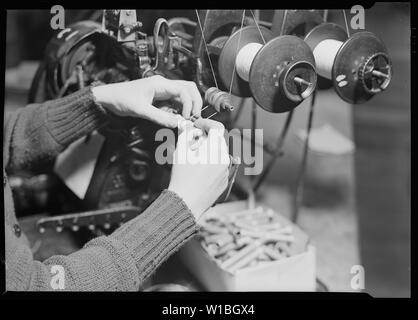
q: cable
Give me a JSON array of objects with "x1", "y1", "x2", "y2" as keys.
[
  {"x1": 228, "y1": 9, "x2": 246, "y2": 96},
  {"x1": 342, "y1": 9, "x2": 351, "y2": 37},
  {"x1": 195, "y1": 10, "x2": 219, "y2": 89},
  {"x1": 252, "y1": 109, "x2": 294, "y2": 192},
  {"x1": 290, "y1": 89, "x2": 317, "y2": 223}
]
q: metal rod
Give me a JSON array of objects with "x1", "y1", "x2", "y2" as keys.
[
  {"x1": 294, "y1": 76, "x2": 312, "y2": 87},
  {"x1": 372, "y1": 70, "x2": 389, "y2": 79}
]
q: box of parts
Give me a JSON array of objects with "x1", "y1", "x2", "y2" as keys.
[{"x1": 178, "y1": 201, "x2": 316, "y2": 291}]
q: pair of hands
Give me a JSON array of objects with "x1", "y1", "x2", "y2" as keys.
[{"x1": 92, "y1": 75, "x2": 230, "y2": 219}]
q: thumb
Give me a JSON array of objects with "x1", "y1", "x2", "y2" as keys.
[{"x1": 143, "y1": 105, "x2": 184, "y2": 128}]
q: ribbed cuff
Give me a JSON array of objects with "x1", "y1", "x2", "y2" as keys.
[
  {"x1": 46, "y1": 86, "x2": 108, "y2": 146},
  {"x1": 111, "y1": 190, "x2": 199, "y2": 283}
]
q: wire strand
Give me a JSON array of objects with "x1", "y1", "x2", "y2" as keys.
[
  {"x1": 229, "y1": 9, "x2": 246, "y2": 95},
  {"x1": 250, "y1": 9, "x2": 266, "y2": 44},
  {"x1": 342, "y1": 9, "x2": 351, "y2": 37},
  {"x1": 279, "y1": 10, "x2": 288, "y2": 36},
  {"x1": 195, "y1": 10, "x2": 219, "y2": 88}
]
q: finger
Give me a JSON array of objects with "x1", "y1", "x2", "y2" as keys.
[
  {"x1": 193, "y1": 118, "x2": 225, "y2": 134},
  {"x1": 180, "y1": 91, "x2": 193, "y2": 119},
  {"x1": 172, "y1": 85, "x2": 193, "y2": 119},
  {"x1": 143, "y1": 105, "x2": 184, "y2": 128},
  {"x1": 185, "y1": 81, "x2": 203, "y2": 118},
  {"x1": 152, "y1": 79, "x2": 194, "y2": 118}
]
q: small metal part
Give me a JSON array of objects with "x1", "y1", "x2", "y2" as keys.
[
  {"x1": 294, "y1": 76, "x2": 312, "y2": 87},
  {"x1": 128, "y1": 159, "x2": 150, "y2": 182},
  {"x1": 204, "y1": 87, "x2": 234, "y2": 112},
  {"x1": 358, "y1": 52, "x2": 392, "y2": 95}
]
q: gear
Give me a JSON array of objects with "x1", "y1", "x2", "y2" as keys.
[{"x1": 358, "y1": 52, "x2": 392, "y2": 95}]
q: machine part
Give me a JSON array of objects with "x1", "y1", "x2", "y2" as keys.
[
  {"x1": 271, "y1": 10, "x2": 325, "y2": 37},
  {"x1": 218, "y1": 25, "x2": 273, "y2": 97},
  {"x1": 36, "y1": 206, "x2": 140, "y2": 233},
  {"x1": 358, "y1": 52, "x2": 392, "y2": 94},
  {"x1": 193, "y1": 10, "x2": 253, "y2": 90},
  {"x1": 305, "y1": 23, "x2": 392, "y2": 104},
  {"x1": 128, "y1": 159, "x2": 151, "y2": 182},
  {"x1": 217, "y1": 25, "x2": 316, "y2": 112},
  {"x1": 333, "y1": 32, "x2": 392, "y2": 103},
  {"x1": 249, "y1": 35, "x2": 317, "y2": 113},
  {"x1": 150, "y1": 18, "x2": 173, "y2": 74},
  {"x1": 29, "y1": 20, "x2": 136, "y2": 102},
  {"x1": 204, "y1": 87, "x2": 234, "y2": 112}
]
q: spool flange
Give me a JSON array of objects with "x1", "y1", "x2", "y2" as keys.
[
  {"x1": 332, "y1": 32, "x2": 392, "y2": 104},
  {"x1": 218, "y1": 25, "x2": 273, "y2": 97},
  {"x1": 304, "y1": 22, "x2": 348, "y2": 50},
  {"x1": 249, "y1": 35, "x2": 317, "y2": 113}
]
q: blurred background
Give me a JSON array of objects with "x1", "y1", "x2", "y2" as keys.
[{"x1": 4, "y1": 4, "x2": 410, "y2": 296}]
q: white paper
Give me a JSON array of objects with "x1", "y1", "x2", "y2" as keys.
[{"x1": 54, "y1": 131, "x2": 105, "y2": 199}]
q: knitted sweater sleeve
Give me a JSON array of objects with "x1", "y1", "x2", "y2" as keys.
[
  {"x1": 6, "y1": 190, "x2": 198, "y2": 291},
  {"x1": 4, "y1": 87, "x2": 200, "y2": 290},
  {"x1": 4, "y1": 86, "x2": 108, "y2": 172}
]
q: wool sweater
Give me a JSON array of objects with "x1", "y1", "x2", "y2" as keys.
[{"x1": 3, "y1": 86, "x2": 199, "y2": 291}]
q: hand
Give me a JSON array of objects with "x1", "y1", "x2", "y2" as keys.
[
  {"x1": 168, "y1": 118, "x2": 230, "y2": 220},
  {"x1": 92, "y1": 75, "x2": 203, "y2": 128}
]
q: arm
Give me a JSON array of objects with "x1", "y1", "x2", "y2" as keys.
[
  {"x1": 4, "y1": 75, "x2": 201, "y2": 173},
  {"x1": 6, "y1": 117, "x2": 227, "y2": 291},
  {"x1": 4, "y1": 87, "x2": 107, "y2": 172},
  {"x1": 6, "y1": 190, "x2": 198, "y2": 291}
]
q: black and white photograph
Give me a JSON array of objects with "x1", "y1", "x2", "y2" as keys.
[{"x1": 2, "y1": 4, "x2": 412, "y2": 303}]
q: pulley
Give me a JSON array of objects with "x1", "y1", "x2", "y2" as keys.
[
  {"x1": 304, "y1": 23, "x2": 392, "y2": 104},
  {"x1": 218, "y1": 25, "x2": 317, "y2": 113}
]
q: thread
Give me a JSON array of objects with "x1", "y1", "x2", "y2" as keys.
[
  {"x1": 235, "y1": 42, "x2": 263, "y2": 82},
  {"x1": 312, "y1": 39, "x2": 344, "y2": 79}
]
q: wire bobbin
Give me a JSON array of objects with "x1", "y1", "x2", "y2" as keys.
[
  {"x1": 305, "y1": 23, "x2": 392, "y2": 104},
  {"x1": 312, "y1": 39, "x2": 344, "y2": 79},
  {"x1": 235, "y1": 42, "x2": 263, "y2": 82},
  {"x1": 218, "y1": 26, "x2": 317, "y2": 113}
]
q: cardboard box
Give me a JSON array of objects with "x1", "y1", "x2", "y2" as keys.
[{"x1": 178, "y1": 201, "x2": 316, "y2": 291}]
